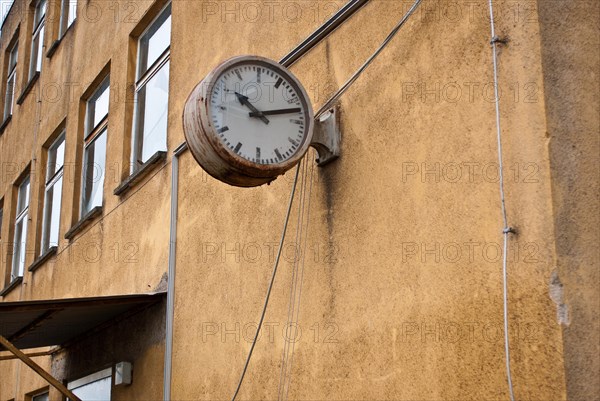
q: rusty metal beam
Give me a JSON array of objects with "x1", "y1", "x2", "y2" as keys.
[
  {"x1": 0, "y1": 335, "x2": 82, "y2": 401},
  {"x1": 0, "y1": 293, "x2": 163, "y2": 313}
]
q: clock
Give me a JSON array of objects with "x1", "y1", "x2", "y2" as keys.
[{"x1": 183, "y1": 55, "x2": 314, "y2": 187}]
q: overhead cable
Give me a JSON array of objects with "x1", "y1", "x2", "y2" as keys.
[{"x1": 315, "y1": 0, "x2": 423, "y2": 118}]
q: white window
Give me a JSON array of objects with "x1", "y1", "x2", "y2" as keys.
[
  {"x1": 41, "y1": 134, "x2": 65, "y2": 253},
  {"x1": 59, "y1": 0, "x2": 77, "y2": 37},
  {"x1": 12, "y1": 175, "x2": 30, "y2": 280},
  {"x1": 68, "y1": 368, "x2": 112, "y2": 401},
  {"x1": 131, "y1": 3, "x2": 171, "y2": 170},
  {"x1": 81, "y1": 77, "x2": 109, "y2": 216},
  {"x1": 29, "y1": 0, "x2": 46, "y2": 78},
  {"x1": 4, "y1": 41, "x2": 18, "y2": 120},
  {"x1": 32, "y1": 391, "x2": 49, "y2": 401}
]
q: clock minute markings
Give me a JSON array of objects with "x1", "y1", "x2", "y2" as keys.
[
  {"x1": 274, "y1": 148, "x2": 283, "y2": 161},
  {"x1": 234, "y1": 142, "x2": 242, "y2": 154}
]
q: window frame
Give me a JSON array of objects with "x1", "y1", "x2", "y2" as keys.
[
  {"x1": 4, "y1": 40, "x2": 18, "y2": 120},
  {"x1": 80, "y1": 76, "x2": 110, "y2": 217},
  {"x1": 67, "y1": 367, "x2": 112, "y2": 401},
  {"x1": 59, "y1": 0, "x2": 77, "y2": 37},
  {"x1": 31, "y1": 390, "x2": 49, "y2": 401},
  {"x1": 40, "y1": 133, "x2": 65, "y2": 254},
  {"x1": 12, "y1": 175, "x2": 30, "y2": 280},
  {"x1": 29, "y1": 0, "x2": 46, "y2": 79},
  {"x1": 130, "y1": 2, "x2": 171, "y2": 172}
]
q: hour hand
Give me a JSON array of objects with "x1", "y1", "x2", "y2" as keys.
[
  {"x1": 234, "y1": 92, "x2": 269, "y2": 124},
  {"x1": 249, "y1": 108, "x2": 301, "y2": 117}
]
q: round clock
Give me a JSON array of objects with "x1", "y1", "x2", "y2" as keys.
[{"x1": 183, "y1": 55, "x2": 314, "y2": 187}]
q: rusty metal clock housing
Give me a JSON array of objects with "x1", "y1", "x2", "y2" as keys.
[{"x1": 183, "y1": 55, "x2": 314, "y2": 187}]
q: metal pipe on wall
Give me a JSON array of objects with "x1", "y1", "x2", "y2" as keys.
[{"x1": 163, "y1": 142, "x2": 187, "y2": 401}]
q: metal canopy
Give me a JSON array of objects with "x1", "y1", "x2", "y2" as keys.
[{"x1": 0, "y1": 292, "x2": 165, "y2": 350}]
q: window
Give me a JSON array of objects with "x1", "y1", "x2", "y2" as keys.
[
  {"x1": 12, "y1": 175, "x2": 30, "y2": 280},
  {"x1": 4, "y1": 41, "x2": 18, "y2": 120},
  {"x1": 131, "y1": 3, "x2": 171, "y2": 170},
  {"x1": 32, "y1": 392, "x2": 49, "y2": 401},
  {"x1": 68, "y1": 368, "x2": 112, "y2": 401},
  {"x1": 81, "y1": 77, "x2": 109, "y2": 216},
  {"x1": 41, "y1": 134, "x2": 65, "y2": 253},
  {"x1": 59, "y1": 0, "x2": 77, "y2": 37},
  {"x1": 29, "y1": 0, "x2": 46, "y2": 78}
]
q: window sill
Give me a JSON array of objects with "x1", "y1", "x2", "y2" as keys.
[
  {"x1": 0, "y1": 276, "x2": 23, "y2": 297},
  {"x1": 65, "y1": 206, "x2": 103, "y2": 241},
  {"x1": 46, "y1": 39, "x2": 60, "y2": 58},
  {"x1": 0, "y1": 115, "x2": 12, "y2": 136},
  {"x1": 16, "y1": 72, "x2": 40, "y2": 105},
  {"x1": 114, "y1": 151, "x2": 167, "y2": 196},
  {"x1": 28, "y1": 246, "x2": 58, "y2": 272},
  {"x1": 47, "y1": 21, "x2": 76, "y2": 58}
]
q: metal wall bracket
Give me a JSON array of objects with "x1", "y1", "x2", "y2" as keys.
[{"x1": 310, "y1": 107, "x2": 340, "y2": 166}]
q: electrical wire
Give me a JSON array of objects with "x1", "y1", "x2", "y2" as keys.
[
  {"x1": 278, "y1": 159, "x2": 307, "y2": 399},
  {"x1": 315, "y1": 0, "x2": 423, "y2": 119},
  {"x1": 487, "y1": 1, "x2": 515, "y2": 400},
  {"x1": 283, "y1": 157, "x2": 315, "y2": 401},
  {"x1": 230, "y1": 163, "x2": 302, "y2": 401},
  {"x1": 278, "y1": 153, "x2": 316, "y2": 400},
  {"x1": 231, "y1": 0, "x2": 425, "y2": 397}
]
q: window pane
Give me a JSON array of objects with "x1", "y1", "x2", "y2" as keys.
[
  {"x1": 33, "y1": 392, "x2": 49, "y2": 401},
  {"x1": 136, "y1": 61, "x2": 169, "y2": 163},
  {"x1": 8, "y1": 43, "x2": 18, "y2": 71},
  {"x1": 42, "y1": 176, "x2": 63, "y2": 252},
  {"x1": 70, "y1": 376, "x2": 111, "y2": 401},
  {"x1": 17, "y1": 177, "x2": 30, "y2": 215},
  {"x1": 82, "y1": 130, "x2": 107, "y2": 215},
  {"x1": 86, "y1": 78, "x2": 110, "y2": 136},
  {"x1": 47, "y1": 135, "x2": 65, "y2": 180},
  {"x1": 12, "y1": 216, "x2": 28, "y2": 278},
  {"x1": 68, "y1": 0, "x2": 77, "y2": 25},
  {"x1": 4, "y1": 73, "x2": 16, "y2": 119},
  {"x1": 138, "y1": 5, "x2": 171, "y2": 77},
  {"x1": 30, "y1": 25, "x2": 45, "y2": 76},
  {"x1": 60, "y1": 0, "x2": 77, "y2": 35},
  {"x1": 59, "y1": 0, "x2": 77, "y2": 36},
  {"x1": 34, "y1": 0, "x2": 47, "y2": 28}
]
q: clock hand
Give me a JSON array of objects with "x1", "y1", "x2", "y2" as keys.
[
  {"x1": 248, "y1": 108, "x2": 302, "y2": 117},
  {"x1": 234, "y1": 92, "x2": 269, "y2": 125}
]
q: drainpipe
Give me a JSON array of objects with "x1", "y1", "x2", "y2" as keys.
[{"x1": 163, "y1": 141, "x2": 188, "y2": 401}]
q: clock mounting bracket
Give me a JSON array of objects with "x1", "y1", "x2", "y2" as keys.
[{"x1": 310, "y1": 107, "x2": 340, "y2": 166}]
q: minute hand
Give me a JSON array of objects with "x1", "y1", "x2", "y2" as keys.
[{"x1": 249, "y1": 108, "x2": 301, "y2": 117}]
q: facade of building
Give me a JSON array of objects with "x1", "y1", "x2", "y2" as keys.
[{"x1": 0, "y1": 0, "x2": 598, "y2": 400}]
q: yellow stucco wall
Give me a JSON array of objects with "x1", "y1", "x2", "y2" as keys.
[{"x1": 0, "y1": 0, "x2": 597, "y2": 400}]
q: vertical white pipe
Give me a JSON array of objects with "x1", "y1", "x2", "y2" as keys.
[{"x1": 164, "y1": 142, "x2": 188, "y2": 401}]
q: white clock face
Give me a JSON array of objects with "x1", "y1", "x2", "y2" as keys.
[{"x1": 208, "y1": 61, "x2": 311, "y2": 165}]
